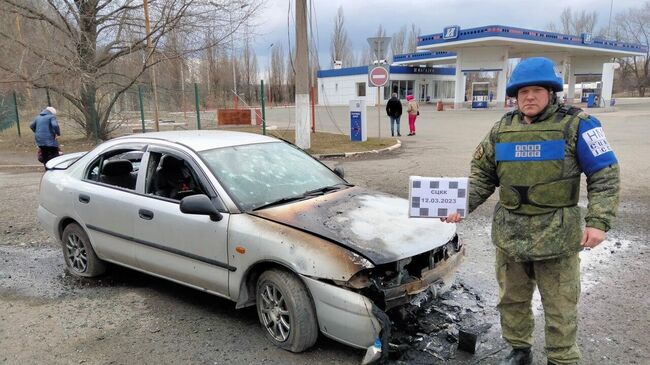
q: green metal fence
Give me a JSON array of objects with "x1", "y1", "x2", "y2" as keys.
[{"x1": 0, "y1": 92, "x2": 20, "y2": 135}]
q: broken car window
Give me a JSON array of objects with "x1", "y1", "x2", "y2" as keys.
[{"x1": 199, "y1": 142, "x2": 347, "y2": 211}]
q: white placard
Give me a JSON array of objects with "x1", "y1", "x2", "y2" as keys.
[{"x1": 409, "y1": 176, "x2": 469, "y2": 218}]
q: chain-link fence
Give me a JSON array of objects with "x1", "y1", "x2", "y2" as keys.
[{"x1": 0, "y1": 82, "x2": 269, "y2": 138}]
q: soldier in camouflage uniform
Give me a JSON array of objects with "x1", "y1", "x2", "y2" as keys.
[{"x1": 444, "y1": 57, "x2": 620, "y2": 365}]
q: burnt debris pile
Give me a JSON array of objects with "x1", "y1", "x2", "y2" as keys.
[{"x1": 386, "y1": 282, "x2": 492, "y2": 364}]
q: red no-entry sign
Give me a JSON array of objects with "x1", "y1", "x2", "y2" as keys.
[{"x1": 368, "y1": 66, "x2": 390, "y2": 87}]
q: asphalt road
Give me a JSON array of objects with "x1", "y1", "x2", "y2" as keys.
[{"x1": 1, "y1": 101, "x2": 649, "y2": 364}]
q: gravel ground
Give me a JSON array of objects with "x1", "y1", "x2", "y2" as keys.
[{"x1": 1, "y1": 101, "x2": 649, "y2": 364}]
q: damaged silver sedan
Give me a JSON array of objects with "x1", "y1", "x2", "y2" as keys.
[{"x1": 37, "y1": 131, "x2": 463, "y2": 361}]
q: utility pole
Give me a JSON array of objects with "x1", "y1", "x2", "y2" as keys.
[
  {"x1": 294, "y1": 0, "x2": 310, "y2": 149},
  {"x1": 143, "y1": 0, "x2": 160, "y2": 131}
]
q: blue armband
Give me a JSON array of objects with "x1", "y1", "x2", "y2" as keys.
[{"x1": 576, "y1": 116, "x2": 618, "y2": 175}]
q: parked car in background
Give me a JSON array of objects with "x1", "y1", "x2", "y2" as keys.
[{"x1": 37, "y1": 131, "x2": 464, "y2": 361}]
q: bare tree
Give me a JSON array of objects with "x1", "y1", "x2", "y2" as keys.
[
  {"x1": 613, "y1": 1, "x2": 650, "y2": 96},
  {"x1": 407, "y1": 23, "x2": 420, "y2": 53},
  {"x1": 268, "y1": 43, "x2": 286, "y2": 104},
  {"x1": 0, "y1": 0, "x2": 261, "y2": 139},
  {"x1": 329, "y1": 6, "x2": 351, "y2": 67},
  {"x1": 240, "y1": 38, "x2": 259, "y2": 104},
  {"x1": 547, "y1": 7, "x2": 599, "y2": 35},
  {"x1": 391, "y1": 26, "x2": 407, "y2": 58}
]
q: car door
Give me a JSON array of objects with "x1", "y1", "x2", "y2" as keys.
[
  {"x1": 130, "y1": 146, "x2": 231, "y2": 296},
  {"x1": 72, "y1": 145, "x2": 145, "y2": 268}
]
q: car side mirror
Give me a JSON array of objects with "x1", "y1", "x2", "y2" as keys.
[
  {"x1": 180, "y1": 194, "x2": 223, "y2": 222},
  {"x1": 334, "y1": 166, "x2": 345, "y2": 179}
]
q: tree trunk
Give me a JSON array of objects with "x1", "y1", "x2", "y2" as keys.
[{"x1": 77, "y1": 0, "x2": 104, "y2": 139}]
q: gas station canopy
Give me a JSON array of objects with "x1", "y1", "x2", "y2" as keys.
[{"x1": 393, "y1": 25, "x2": 647, "y2": 108}]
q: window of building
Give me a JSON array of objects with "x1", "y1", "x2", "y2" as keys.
[
  {"x1": 356, "y1": 82, "x2": 366, "y2": 97},
  {"x1": 383, "y1": 80, "x2": 415, "y2": 100},
  {"x1": 432, "y1": 80, "x2": 455, "y2": 100}
]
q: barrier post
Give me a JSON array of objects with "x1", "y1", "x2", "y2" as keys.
[
  {"x1": 260, "y1": 80, "x2": 266, "y2": 135},
  {"x1": 13, "y1": 91, "x2": 21, "y2": 137},
  {"x1": 194, "y1": 83, "x2": 201, "y2": 130},
  {"x1": 138, "y1": 86, "x2": 146, "y2": 133}
]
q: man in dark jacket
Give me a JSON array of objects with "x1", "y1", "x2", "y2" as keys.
[
  {"x1": 385, "y1": 93, "x2": 402, "y2": 136},
  {"x1": 30, "y1": 106, "x2": 61, "y2": 166}
]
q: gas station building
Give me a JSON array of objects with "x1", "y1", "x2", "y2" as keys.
[{"x1": 318, "y1": 24, "x2": 647, "y2": 108}]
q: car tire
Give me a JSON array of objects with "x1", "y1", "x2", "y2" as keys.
[
  {"x1": 256, "y1": 269, "x2": 318, "y2": 352},
  {"x1": 61, "y1": 223, "x2": 106, "y2": 277}
]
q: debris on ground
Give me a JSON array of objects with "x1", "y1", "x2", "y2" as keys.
[{"x1": 386, "y1": 282, "x2": 493, "y2": 364}]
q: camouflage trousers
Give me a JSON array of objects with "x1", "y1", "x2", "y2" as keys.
[{"x1": 496, "y1": 249, "x2": 581, "y2": 364}]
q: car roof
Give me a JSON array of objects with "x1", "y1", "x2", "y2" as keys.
[{"x1": 115, "y1": 130, "x2": 280, "y2": 151}]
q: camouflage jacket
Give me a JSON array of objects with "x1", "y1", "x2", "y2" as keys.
[{"x1": 468, "y1": 102, "x2": 620, "y2": 261}]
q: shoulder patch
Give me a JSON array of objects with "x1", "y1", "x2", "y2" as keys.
[
  {"x1": 473, "y1": 144, "x2": 484, "y2": 160},
  {"x1": 576, "y1": 116, "x2": 618, "y2": 175},
  {"x1": 581, "y1": 126, "x2": 612, "y2": 157}
]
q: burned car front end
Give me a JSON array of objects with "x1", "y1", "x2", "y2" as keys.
[
  {"x1": 303, "y1": 233, "x2": 464, "y2": 353},
  {"x1": 250, "y1": 187, "x2": 465, "y2": 353}
]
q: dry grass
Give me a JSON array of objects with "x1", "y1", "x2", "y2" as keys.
[
  {"x1": 0, "y1": 124, "x2": 397, "y2": 157},
  {"x1": 221, "y1": 126, "x2": 397, "y2": 154}
]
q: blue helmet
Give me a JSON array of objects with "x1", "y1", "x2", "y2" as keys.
[{"x1": 506, "y1": 57, "x2": 563, "y2": 97}]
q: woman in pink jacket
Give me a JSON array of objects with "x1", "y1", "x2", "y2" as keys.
[{"x1": 406, "y1": 94, "x2": 419, "y2": 136}]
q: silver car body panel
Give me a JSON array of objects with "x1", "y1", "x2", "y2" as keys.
[
  {"x1": 301, "y1": 275, "x2": 380, "y2": 349},
  {"x1": 130, "y1": 192, "x2": 231, "y2": 294},
  {"x1": 114, "y1": 130, "x2": 280, "y2": 152},
  {"x1": 227, "y1": 213, "x2": 374, "y2": 301}
]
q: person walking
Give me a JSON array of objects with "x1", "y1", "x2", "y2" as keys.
[
  {"x1": 443, "y1": 57, "x2": 620, "y2": 365},
  {"x1": 406, "y1": 94, "x2": 419, "y2": 136},
  {"x1": 385, "y1": 93, "x2": 402, "y2": 137},
  {"x1": 30, "y1": 106, "x2": 61, "y2": 166}
]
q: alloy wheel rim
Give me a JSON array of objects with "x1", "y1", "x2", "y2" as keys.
[
  {"x1": 259, "y1": 283, "x2": 291, "y2": 342},
  {"x1": 65, "y1": 233, "x2": 88, "y2": 273}
]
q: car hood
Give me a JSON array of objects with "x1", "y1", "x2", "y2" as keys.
[{"x1": 250, "y1": 187, "x2": 457, "y2": 265}]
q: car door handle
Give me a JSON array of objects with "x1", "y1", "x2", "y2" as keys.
[
  {"x1": 79, "y1": 194, "x2": 90, "y2": 204},
  {"x1": 138, "y1": 209, "x2": 154, "y2": 220}
]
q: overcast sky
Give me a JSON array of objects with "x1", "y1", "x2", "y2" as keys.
[{"x1": 248, "y1": 0, "x2": 642, "y2": 74}]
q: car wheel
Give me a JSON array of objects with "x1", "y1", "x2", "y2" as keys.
[
  {"x1": 61, "y1": 223, "x2": 106, "y2": 277},
  {"x1": 256, "y1": 269, "x2": 318, "y2": 352}
]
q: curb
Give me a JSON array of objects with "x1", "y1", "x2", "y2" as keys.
[{"x1": 314, "y1": 139, "x2": 402, "y2": 159}]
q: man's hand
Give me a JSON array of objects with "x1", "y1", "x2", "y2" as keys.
[
  {"x1": 581, "y1": 227, "x2": 606, "y2": 248},
  {"x1": 440, "y1": 212, "x2": 462, "y2": 223}
]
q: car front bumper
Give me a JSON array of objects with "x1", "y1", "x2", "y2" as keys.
[
  {"x1": 300, "y1": 244, "x2": 465, "y2": 350},
  {"x1": 301, "y1": 275, "x2": 384, "y2": 349}
]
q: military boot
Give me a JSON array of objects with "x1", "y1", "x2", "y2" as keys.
[{"x1": 499, "y1": 348, "x2": 532, "y2": 365}]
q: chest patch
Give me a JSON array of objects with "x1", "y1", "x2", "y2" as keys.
[
  {"x1": 495, "y1": 140, "x2": 565, "y2": 161},
  {"x1": 581, "y1": 127, "x2": 612, "y2": 157}
]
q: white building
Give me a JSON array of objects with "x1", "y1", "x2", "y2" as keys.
[
  {"x1": 317, "y1": 65, "x2": 456, "y2": 106},
  {"x1": 318, "y1": 25, "x2": 646, "y2": 109}
]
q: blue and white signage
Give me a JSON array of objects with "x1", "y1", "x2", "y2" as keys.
[
  {"x1": 443, "y1": 26, "x2": 460, "y2": 40},
  {"x1": 582, "y1": 33, "x2": 593, "y2": 45},
  {"x1": 349, "y1": 100, "x2": 367, "y2": 142}
]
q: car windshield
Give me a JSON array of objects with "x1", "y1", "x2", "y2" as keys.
[{"x1": 199, "y1": 142, "x2": 348, "y2": 211}]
